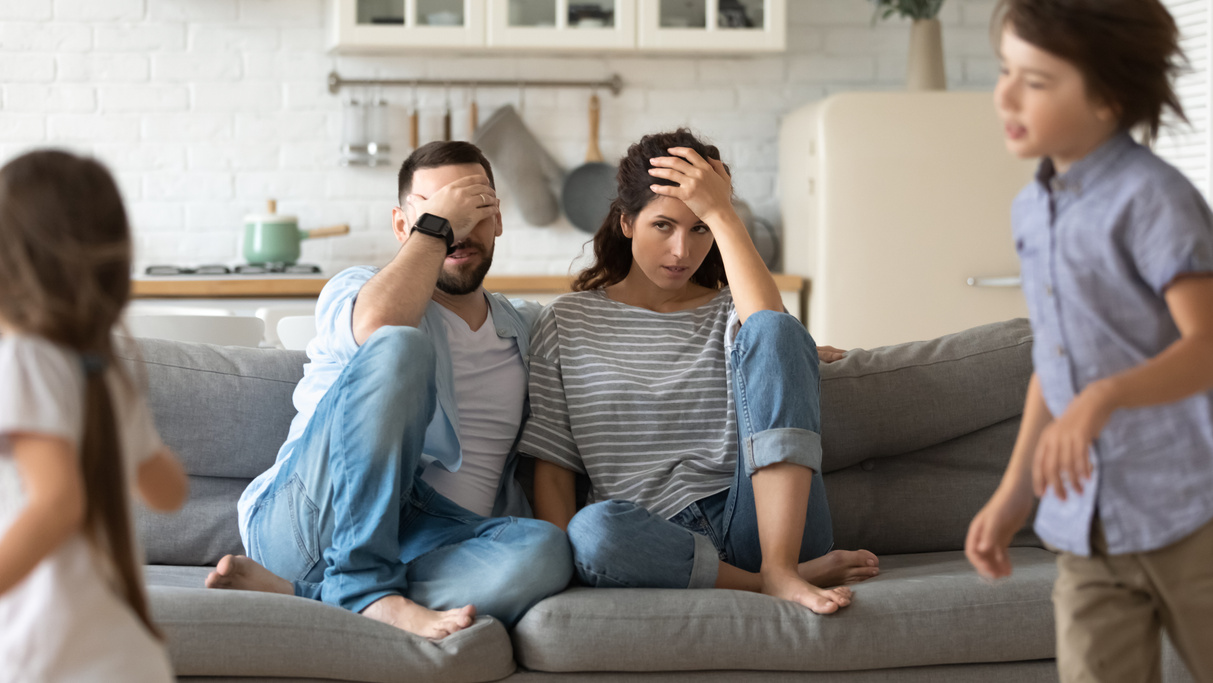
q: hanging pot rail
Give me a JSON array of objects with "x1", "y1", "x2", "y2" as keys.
[{"x1": 327, "y1": 70, "x2": 623, "y2": 96}]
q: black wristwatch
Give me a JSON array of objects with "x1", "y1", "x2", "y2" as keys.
[{"x1": 411, "y1": 213, "x2": 455, "y2": 254}]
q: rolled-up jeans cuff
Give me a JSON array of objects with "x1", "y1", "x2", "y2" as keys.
[
  {"x1": 744, "y1": 428, "x2": 823, "y2": 477},
  {"x1": 343, "y1": 588, "x2": 401, "y2": 615},
  {"x1": 687, "y1": 532, "x2": 720, "y2": 589}
]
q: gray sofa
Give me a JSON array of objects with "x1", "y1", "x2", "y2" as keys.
[{"x1": 124, "y1": 318, "x2": 1194, "y2": 682}]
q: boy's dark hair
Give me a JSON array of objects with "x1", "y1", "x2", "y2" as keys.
[
  {"x1": 572, "y1": 128, "x2": 729, "y2": 292},
  {"x1": 397, "y1": 141, "x2": 495, "y2": 204},
  {"x1": 993, "y1": 0, "x2": 1188, "y2": 142}
]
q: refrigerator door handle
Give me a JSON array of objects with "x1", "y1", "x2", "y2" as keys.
[{"x1": 966, "y1": 275, "x2": 1022, "y2": 288}]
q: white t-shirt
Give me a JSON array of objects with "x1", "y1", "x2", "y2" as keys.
[
  {"x1": 420, "y1": 305, "x2": 527, "y2": 517},
  {"x1": 0, "y1": 334, "x2": 174, "y2": 683}
]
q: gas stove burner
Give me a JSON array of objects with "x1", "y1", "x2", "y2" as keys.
[
  {"x1": 235, "y1": 263, "x2": 322, "y2": 275},
  {"x1": 145, "y1": 264, "x2": 231, "y2": 276},
  {"x1": 144, "y1": 263, "x2": 322, "y2": 276}
]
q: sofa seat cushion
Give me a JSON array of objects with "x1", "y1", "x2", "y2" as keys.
[
  {"x1": 146, "y1": 566, "x2": 516, "y2": 683},
  {"x1": 513, "y1": 548, "x2": 1056, "y2": 673}
]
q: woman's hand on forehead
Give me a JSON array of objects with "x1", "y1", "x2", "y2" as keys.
[{"x1": 647, "y1": 147, "x2": 735, "y2": 223}]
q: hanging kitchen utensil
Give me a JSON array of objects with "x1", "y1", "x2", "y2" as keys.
[
  {"x1": 468, "y1": 84, "x2": 479, "y2": 139},
  {"x1": 733, "y1": 199, "x2": 782, "y2": 270},
  {"x1": 408, "y1": 84, "x2": 419, "y2": 150},
  {"x1": 442, "y1": 83, "x2": 452, "y2": 142},
  {"x1": 473, "y1": 104, "x2": 564, "y2": 226},
  {"x1": 561, "y1": 93, "x2": 616, "y2": 233},
  {"x1": 243, "y1": 199, "x2": 350, "y2": 266},
  {"x1": 339, "y1": 95, "x2": 366, "y2": 166}
]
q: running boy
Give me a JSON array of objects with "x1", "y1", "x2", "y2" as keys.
[{"x1": 965, "y1": 1, "x2": 1213, "y2": 681}]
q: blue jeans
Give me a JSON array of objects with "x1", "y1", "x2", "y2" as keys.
[
  {"x1": 566, "y1": 311, "x2": 833, "y2": 589},
  {"x1": 245, "y1": 326, "x2": 572, "y2": 626}
]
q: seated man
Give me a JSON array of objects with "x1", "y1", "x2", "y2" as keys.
[{"x1": 210, "y1": 142, "x2": 572, "y2": 639}]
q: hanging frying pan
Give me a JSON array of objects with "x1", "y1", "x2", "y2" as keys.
[{"x1": 561, "y1": 94, "x2": 616, "y2": 233}]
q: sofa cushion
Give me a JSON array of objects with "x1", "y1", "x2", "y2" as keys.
[
  {"x1": 119, "y1": 338, "x2": 305, "y2": 480},
  {"x1": 138, "y1": 476, "x2": 248, "y2": 566},
  {"x1": 512, "y1": 549, "x2": 1057, "y2": 673},
  {"x1": 820, "y1": 318, "x2": 1033, "y2": 473},
  {"x1": 119, "y1": 338, "x2": 306, "y2": 565},
  {"x1": 146, "y1": 567, "x2": 516, "y2": 683},
  {"x1": 825, "y1": 418, "x2": 1039, "y2": 555}
]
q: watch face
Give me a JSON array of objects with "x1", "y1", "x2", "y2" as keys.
[{"x1": 418, "y1": 213, "x2": 449, "y2": 233}]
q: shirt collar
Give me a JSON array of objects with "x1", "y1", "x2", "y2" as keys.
[
  {"x1": 1034, "y1": 131, "x2": 1137, "y2": 197},
  {"x1": 484, "y1": 291, "x2": 521, "y2": 339},
  {"x1": 429, "y1": 290, "x2": 519, "y2": 339}
]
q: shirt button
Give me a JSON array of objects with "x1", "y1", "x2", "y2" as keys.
[
  {"x1": 1046, "y1": 284, "x2": 1054, "y2": 297},
  {"x1": 1056, "y1": 345, "x2": 1065, "y2": 357}
]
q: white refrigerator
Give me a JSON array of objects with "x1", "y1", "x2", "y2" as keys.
[{"x1": 778, "y1": 92, "x2": 1038, "y2": 350}]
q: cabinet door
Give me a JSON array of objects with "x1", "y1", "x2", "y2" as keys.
[
  {"x1": 637, "y1": 0, "x2": 784, "y2": 52},
  {"x1": 486, "y1": 0, "x2": 636, "y2": 49},
  {"x1": 330, "y1": 0, "x2": 487, "y2": 51}
]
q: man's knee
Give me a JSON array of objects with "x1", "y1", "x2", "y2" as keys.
[
  {"x1": 513, "y1": 519, "x2": 573, "y2": 594},
  {"x1": 349, "y1": 326, "x2": 438, "y2": 409},
  {"x1": 360, "y1": 326, "x2": 435, "y2": 376}
]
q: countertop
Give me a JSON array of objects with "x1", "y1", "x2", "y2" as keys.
[{"x1": 131, "y1": 274, "x2": 807, "y2": 298}]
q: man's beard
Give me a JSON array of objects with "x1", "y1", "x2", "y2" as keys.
[{"x1": 436, "y1": 244, "x2": 493, "y2": 295}]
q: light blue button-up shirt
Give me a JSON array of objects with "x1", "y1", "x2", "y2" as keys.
[
  {"x1": 237, "y1": 266, "x2": 542, "y2": 548},
  {"x1": 1013, "y1": 132, "x2": 1213, "y2": 556}
]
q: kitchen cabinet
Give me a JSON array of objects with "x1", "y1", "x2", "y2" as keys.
[
  {"x1": 330, "y1": 0, "x2": 487, "y2": 50},
  {"x1": 329, "y1": 0, "x2": 784, "y2": 52},
  {"x1": 486, "y1": 0, "x2": 637, "y2": 50},
  {"x1": 637, "y1": 0, "x2": 785, "y2": 52}
]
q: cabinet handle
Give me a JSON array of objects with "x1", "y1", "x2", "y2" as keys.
[{"x1": 966, "y1": 276, "x2": 1022, "y2": 288}]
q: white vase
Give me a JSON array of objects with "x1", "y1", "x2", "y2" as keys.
[{"x1": 907, "y1": 18, "x2": 947, "y2": 91}]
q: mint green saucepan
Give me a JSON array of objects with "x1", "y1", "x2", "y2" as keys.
[{"x1": 242, "y1": 199, "x2": 350, "y2": 266}]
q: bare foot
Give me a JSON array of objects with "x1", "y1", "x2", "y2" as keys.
[
  {"x1": 204, "y1": 554, "x2": 292, "y2": 595},
  {"x1": 361, "y1": 595, "x2": 476, "y2": 640},
  {"x1": 761, "y1": 567, "x2": 854, "y2": 615},
  {"x1": 799, "y1": 549, "x2": 880, "y2": 587}
]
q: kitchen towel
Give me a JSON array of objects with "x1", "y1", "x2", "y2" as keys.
[{"x1": 472, "y1": 105, "x2": 565, "y2": 227}]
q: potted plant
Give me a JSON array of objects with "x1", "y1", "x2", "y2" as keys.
[{"x1": 870, "y1": 0, "x2": 948, "y2": 90}]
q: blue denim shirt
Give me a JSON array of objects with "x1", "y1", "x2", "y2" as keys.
[
  {"x1": 1013, "y1": 132, "x2": 1213, "y2": 556},
  {"x1": 238, "y1": 266, "x2": 542, "y2": 546}
]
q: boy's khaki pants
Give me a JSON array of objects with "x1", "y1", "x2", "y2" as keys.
[{"x1": 1053, "y1": 517, "x2": 1213, "y2": 683}]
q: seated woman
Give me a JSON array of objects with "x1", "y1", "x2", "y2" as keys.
[{"x1": 521, "y1": 129, "x2": 878, "y2": 614}]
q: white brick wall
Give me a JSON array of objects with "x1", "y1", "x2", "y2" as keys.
[{"x1": 0, "y1": 0, "x2": 1000, "y2": 275}]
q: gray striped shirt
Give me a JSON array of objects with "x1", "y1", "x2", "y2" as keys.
[{"x1": 519, "y1": 288, "x2": 740, "y2": 520}]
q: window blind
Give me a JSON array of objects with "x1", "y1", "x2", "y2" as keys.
[{"x1": 1158, "y1": 0, "x2": 1212, "y2": 197}]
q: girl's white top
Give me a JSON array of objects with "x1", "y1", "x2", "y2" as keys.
[{"x1": 0, "y1": 334, "x2": 173, "y2": 683}]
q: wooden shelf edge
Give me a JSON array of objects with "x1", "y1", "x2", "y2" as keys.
[{"x1": 133, "y1": 274, "x2": 807, "y2": 299}]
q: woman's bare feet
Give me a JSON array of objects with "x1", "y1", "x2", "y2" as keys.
[
  {"x1": 798, "y1": 549, "x2": 880, "y2": 587},
  {"x1": 361, "y1": 595, "x2": 476, "y2": 640},
  {"x1": 204, "y1": 554, "x2": 293, "y2": 595},
  {"x1": 761, "y1": 567, "x2": 853, "y2": 614}
]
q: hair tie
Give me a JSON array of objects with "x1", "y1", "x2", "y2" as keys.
[{"x1": 81, "y1": 353, "x2": 107, "y2": 376}]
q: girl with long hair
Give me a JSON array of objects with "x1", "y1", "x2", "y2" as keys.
[
  {"x1": 0, "y1": 150, "x2": 188, "y2": 681},
  {"x1": 520, "y1": 129, "x2": 879, "y2": 613}
]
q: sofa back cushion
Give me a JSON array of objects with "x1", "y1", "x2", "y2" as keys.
[
  {"x1": 119, "y1": 338, "x2": 305, "y2": 565},
  {"x1": 819, "y1": 318, "x2": 1037, "y2": 554},
  {"x1": 125, "y1": 317, "x2": 1036, "y2": 566}
]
